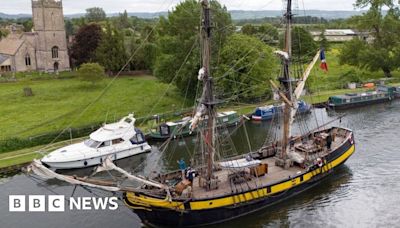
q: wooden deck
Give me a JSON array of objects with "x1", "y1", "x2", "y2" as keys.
[{"x1": 189, "y1": 131, "x2": 348, "y2": 200}]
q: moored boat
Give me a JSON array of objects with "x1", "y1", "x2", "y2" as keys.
[
  {"x1": 148, "y1": 111, "x2": 240, "y2": 140},
  {"x1": 41, "y1": 114, "x2": 151, "y2": 169},
  {"x1": 252, "y1": 100, "x2": 311, "y2": 121},
  {"x1": 124, "y1": 127, "x2": 355, "y2": 227},
  {"x1": 328, "y1": 86, "x2": 396, "y2": 110}
]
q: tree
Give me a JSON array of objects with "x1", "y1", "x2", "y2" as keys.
[
  {"x1": 290, "y1": 27, "x2": 318, "y2": 62},
  {"x1": 215, "y1": 34, "x2": 278, "y2": 101},
  {"x1": 128, "y1": 37, "x2": 157, "y2": 71},
  {"x1": 86, "y1": 7, "x2": 106, "y2": 22},
  {"x1": 95, "y1": 21, "x2": 127, "y2": 73},
  {"x1": 154, "y1": 0, "x2": 233, "y2": 97},
  {"x1": 22, "y1": 19, "x2": 33, "y2": 32},
  {"x1": 339, "y1": 38, "x2": 366, "y2": 66},
  {"x1": 117, "y1": 10, "x2": 130, "y2": 29},
  {"x1": 78, "y1": 63, "x2": 106, "y2": 85},
  {"x1": 241, "y1": 24, "x2": 257, "y2": 35},
  {"x1": 0, "y1": 29, "x2": 9, "y2": 40},
  {"x1": 70, "y1": 23, "x2": 103, "y2": 67},
  {"x1": 338, "y1": 0, "x2": 400, "y2": 77},
  {"x1": 319, "y1": 31, "x2": 330, "y2": 50},
  {"x1": 65, "y1": 19, "x2": 74, "y2": 37},
  {"x1": 257, "y1": 23, "x2": 279, "y2": 45}
]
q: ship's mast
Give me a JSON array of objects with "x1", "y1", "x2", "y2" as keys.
[
  {"x1": 200, "y1": 0, "x2": 217, "y2": 189},
  {"x1": 277, "y1": 0, "x2": 294, "y2": 168}
]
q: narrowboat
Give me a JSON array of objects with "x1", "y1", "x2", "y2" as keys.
[{"x1": 328, "y1": 86, "x2": 395, "y2": 110}]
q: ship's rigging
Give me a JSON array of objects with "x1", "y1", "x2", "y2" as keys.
[{"x1": 23, "y1": 1, "x2": 356, "y2": 227}]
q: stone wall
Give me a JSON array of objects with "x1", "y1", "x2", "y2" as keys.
[
  {"x1": 14, "y1": 42, "x2": 37, "y2": 72},
  {"x1": 32, "y1": 0, "x2": 70, "y2": 72}
]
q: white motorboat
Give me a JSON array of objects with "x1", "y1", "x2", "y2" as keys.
[{"x1": 41, "y1": 114, "x2": 151, "y2": 169}]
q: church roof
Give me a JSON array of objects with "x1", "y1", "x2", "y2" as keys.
[
  {"x1": 0, "y1": 54, "x2": 9, "y2": 65},
  {"x1": 0, "y1": 37, "x2": 25, "y2": 56}
]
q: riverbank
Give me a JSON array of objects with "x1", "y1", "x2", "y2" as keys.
[
  {"x1": 0, "y1": 138, "x2": 85, "y2": 173},
  {"x1": 0, "y1": 85, "x2": 379, "y2": 171}
]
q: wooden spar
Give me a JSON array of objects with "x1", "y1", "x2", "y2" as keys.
[
  {"x1": 284, "y1": 0, "x2": 292, "y2": 56},
  {"x1": 289, "y1": 50, "x2": 321, "y2": 125},
  {"x1": 270, "y1": 80, "x2": 293, "y2": 107},
  {"x1": 71, "y1": 176, "x2": 143, "y2": 192},
  {"x1": 200, "y1": 0, "x2": 216, "y2": 184},
  {"x1": 280, "y1": 0, "x2": 294, "y2": 164},
  {"x1": 294, "y1": 50, "x2": 321, "y2": 100}
]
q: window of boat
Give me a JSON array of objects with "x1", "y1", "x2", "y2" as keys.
[
  {"x1": 160, "y1": 125, "x2": 169, "y2": 136},
  {"x1": 84, "y1": 139, "x2": 101, "y2": 148},
  {"x1": 130, "y1": 133, "x2": 145, "y2": 144},
  {"x1": 98, "y1": 141, "x2": 111, "y2": 148},
  {"x1": 112, "y1": 138, "x2": 124, "y2": 144},
  {"x1": 137, "y1": 133, "x2": 144, "y2": 143}
]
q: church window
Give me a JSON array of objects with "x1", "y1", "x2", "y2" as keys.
[
  {"x1": 52, "y1": 46, "x2": 59, "y2": 59},
  {"x1": 25, "y1": 54, "x2": 31, "y2": 66},
  {"x1": 1, "y1": 65, "x2": 12, "y2": 72}
]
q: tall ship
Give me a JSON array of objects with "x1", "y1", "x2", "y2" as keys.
[{"x1": 27, "y1": 0, "x2": 356, "y2": 227}]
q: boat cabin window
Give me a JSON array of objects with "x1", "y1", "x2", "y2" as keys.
[
  {"x1": 160, "y1": 125, "x2": 169, "y2": 136},
  {"x1": 124, "y1": 118, "x2": 133, "y2": 124},
  {"x1": 112, "y1": 138, "x2": 124, "y2": 144},
  {"x1": 84, "y1": 139, "x2": 101, "y2": 148},
  {"x1": 98, "y1": 141, "x2": 111, "y2": 148},
  {"x1": 130, "y1": 133, "x2": 145, "y2": 144}
]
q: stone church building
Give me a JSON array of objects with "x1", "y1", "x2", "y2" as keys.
[{"x1": 0, "y1": 0, "x2": 70, "y2": 73}]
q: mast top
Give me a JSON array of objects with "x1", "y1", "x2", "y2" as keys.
[{"x1": 284, "y1": 0, "x2": 293, "y2": 57}]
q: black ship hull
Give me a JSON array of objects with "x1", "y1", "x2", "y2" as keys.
[{"x1": 124, "y1": 132, "x2": 355, "y2": 227}]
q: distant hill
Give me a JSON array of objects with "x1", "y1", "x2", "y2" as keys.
[
  {"x1": 0, "y1": 12, "x2": 30, "y2": 19},
  {"x1": 0, "y1": 10, "x2": 367, "y2": 20},
  {"x1": 230, "y1": 10, "x2": 368, "y2": 20}
]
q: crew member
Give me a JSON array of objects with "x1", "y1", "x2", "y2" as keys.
[
  {"x1": 177, "y1": 158, "x2": 186, "y2": 179},
  {"x1": 326, "y1": 132, "x2": 332, "y2": 150},
  {"x1": 186, "y1": 167, "x2": 196, "y2": 186}
]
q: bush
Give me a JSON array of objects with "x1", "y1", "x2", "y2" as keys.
[
  {"x1": 77, "y1": 63, "x2": 106, "y2": 84},
  {"x1": 339, "y1": 70, "x2": 362, "y2": 88}
]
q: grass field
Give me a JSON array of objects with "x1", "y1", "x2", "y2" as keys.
[
  {"x1": 307, "y1": 44, "x2": 400, "y2": 92},
  {"x1": 0, "y1": 75, "x2": 188, "y2": 140}
]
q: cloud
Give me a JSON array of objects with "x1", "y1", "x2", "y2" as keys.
[{"x1": 0, "y1": 0, "x2": 356, "y2": 14}]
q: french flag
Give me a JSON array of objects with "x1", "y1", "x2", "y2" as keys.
[{"x1": 320, "y1": 48, "x2": 328, "y2": 72}]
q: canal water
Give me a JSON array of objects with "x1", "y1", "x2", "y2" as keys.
[{"x1": 1, "y1": 102, "x2": 400, "y2": 228}]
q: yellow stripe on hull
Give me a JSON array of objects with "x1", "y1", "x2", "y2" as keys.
[{"x1": 125, "y1": 144, "x2": 355, "y2": 211}]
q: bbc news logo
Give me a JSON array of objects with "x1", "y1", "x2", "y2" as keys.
[{"x1": 9, "y1": 195, "x2": 119, "y2": 212}]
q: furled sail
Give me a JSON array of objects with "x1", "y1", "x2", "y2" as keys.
[
  {"x1": 26, "y1": 159, "x2": 121, "y2": 192},
  {"x1": 27, "y1": 158, "x2": 171, "y2": 198}
]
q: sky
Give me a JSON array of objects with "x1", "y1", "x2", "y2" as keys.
[{"x1": 0, "y1": 0, "x2": 357, "y2": 15}]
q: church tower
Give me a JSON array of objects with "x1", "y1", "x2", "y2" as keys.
[{"x1": 32, "y1": 0, "x2": 70, "y2": 72}]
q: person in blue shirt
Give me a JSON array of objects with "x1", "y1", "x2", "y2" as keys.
[{"x1": 177, "y1": 158, "x2": 186, "y2": 179}]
